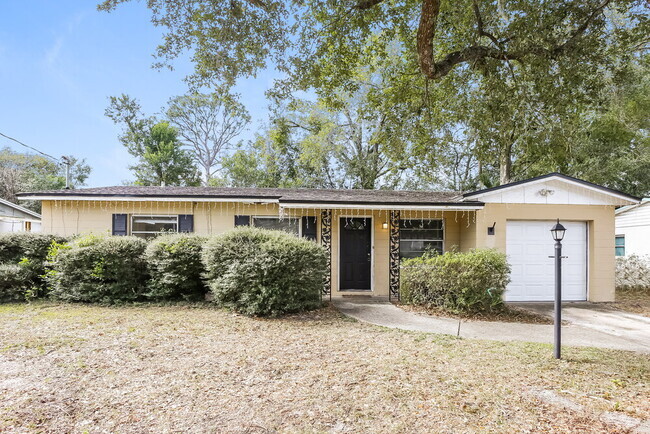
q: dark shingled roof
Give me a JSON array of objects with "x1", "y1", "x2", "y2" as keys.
[{"x1": 17, "y1": 186, "x2": 478, "y2": 206}]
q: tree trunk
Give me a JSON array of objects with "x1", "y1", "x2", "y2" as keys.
[
  {"x1": 417, "y1": 0, "x2": 441, "y2": 78},
  {"x1": 499, "y1": 144, "x2": 512, "y2": 185}
]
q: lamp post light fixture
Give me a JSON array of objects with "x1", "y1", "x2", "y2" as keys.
[{"x1": 550, "y1": 219, "x2": 567, "y2": 359}]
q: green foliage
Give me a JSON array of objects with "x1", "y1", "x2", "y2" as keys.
[
  {"x1": 145, "y1": 233, "x2": 207, "y2": 300},
  {"x1": 0, "y1": 233, "x2": 68, "y2": 298},
  {"x1": 202, "y1": 227, "x2": 327, "y2": 316},
  {"x1": 221, "y1": 117, "x2": 334, "y2": 188},
  {"x1": 0, "y1": 147, "x2": 91, "y2": 212},
  {"x1": 569, "y1": 60, "x2": 650, "y2": 198},
  {"x1": 105, "y1": 94, "x2": 200, "y2": 186},
  {"x1": 400, "y1": 249, "x2": 511, "y2": 314},
  {"x1": 47, "y1": 235, "x2": 149, "y2": 303},
  {"x1": 100, "y1": 0, "x2": 649, "y2": 192},
  {"x1": 0, "y1": 264, "x2": 31, "y2": 302}
]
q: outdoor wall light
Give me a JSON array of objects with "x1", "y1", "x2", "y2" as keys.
[
  {"x1": 550, "y1": 219, "x2": 566, "y2": 242},
  {"x1": 487, "y1": 222, "x2": 496, "y2": 235},
  {"x1": 382, "y1": 222, "x2": 388, "y2": 229}
]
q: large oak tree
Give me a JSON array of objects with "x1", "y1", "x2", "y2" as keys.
[{"x1": 99, "y1": 0, "x2": 649, "y2": 186}]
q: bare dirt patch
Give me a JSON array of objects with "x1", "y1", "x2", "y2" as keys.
[
  {"x1": 606, "y1": 290, "x2": 650, "y2": 317},
  {"x1": 399, "y1": 302, "x2": 554, "y2": 324},
  {"x1": 0, "y1": 302, "x2": 648, "y2": 433}
]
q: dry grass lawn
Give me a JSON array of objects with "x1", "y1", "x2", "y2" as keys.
[{"x1": 1, "y1": 302, "x2": 648, "y2": 433}]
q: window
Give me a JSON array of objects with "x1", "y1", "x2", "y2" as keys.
[
  {"x1": 615, "y1": 235, "x2": 625, "y2": 257},
  {"x1": 252, "y1": 216, "x2": 300, "y2": 236},
  {"x1": 399, "y1": 219, "x2": 444, "y2": 259},
  {"x1": 131, "y1": 215, "x2": 178, "y2": 239}
]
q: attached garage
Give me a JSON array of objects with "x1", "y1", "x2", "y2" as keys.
[
  {"x1": 505, "y1": 220, "x2": 587, "y2": 301},
  {"x1": 461, "y1": 173, "x2": 641, "y2": 303}
]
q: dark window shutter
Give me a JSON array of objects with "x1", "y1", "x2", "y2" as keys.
[
  {"x1": 234, "y1": 215, "x2": 250, "y2": 227},
  {"x1": 112, "y1": 214, "x2": 128, "y2": 236},
  {"x1": 301, "y1": 216, "x2": 317, "y2": 241},
  {"x1": 178, "y1": 215, "x2": 194, "y2": 233}
]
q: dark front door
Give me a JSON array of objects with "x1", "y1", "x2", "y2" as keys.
[{"x1": 340, "y1": 217, "x2": 372, "y2": 291}]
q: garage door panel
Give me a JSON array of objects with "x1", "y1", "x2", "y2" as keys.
[{"x1": 506, "y1": 220, "x2": 587, "y2": 302}]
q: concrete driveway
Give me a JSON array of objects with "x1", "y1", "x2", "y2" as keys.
[
  {"x1": 333, "y1": 299, "x2": 650, "y2": 353},
  {"x1": 515, "y1": 302, "x2": 650, "y2": 351}
]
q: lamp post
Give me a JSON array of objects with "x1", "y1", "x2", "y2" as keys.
[{"x1": 550, "y1": 219, "x2": 566, "y2": 359}]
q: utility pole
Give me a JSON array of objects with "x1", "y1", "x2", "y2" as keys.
[{"x1": 61, "y1": 156, "x2": 72, "y2": 189}]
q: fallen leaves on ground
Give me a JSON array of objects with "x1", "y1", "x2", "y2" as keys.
[{"x1": 0, "y1": 302, "x2": 648, "y2": 433}]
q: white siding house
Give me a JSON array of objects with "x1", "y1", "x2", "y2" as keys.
[
  {"x1": 0, "y1": 198, "x2": 41, "y2": 233},
  {"x1": 615, "y1": 199, "x2": 650, "y2": 257}
]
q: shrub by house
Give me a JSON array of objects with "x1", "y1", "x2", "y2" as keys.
[
  {"x1": 400, "y1": 249, "x2": 511, "y2": 314},
  {"x1": 202, "y1": 227, "x2": 327, "y2": 316},
  {"x1": 145, "y1": 233, "x2": 207, "y2": 301},
  {"x1": 616, "y1": 254, "x2": 650, "y2": 292},
  {"x1": 0, "y1": 232, "x2": 68, "y2": 299},
  {"x1": 47, "y1": 235, "x2": 149, "y2": 303}
]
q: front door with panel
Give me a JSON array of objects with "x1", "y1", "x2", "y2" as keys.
[{"x1": 339, "y1": 217, "x2": 372, "y2": 291}]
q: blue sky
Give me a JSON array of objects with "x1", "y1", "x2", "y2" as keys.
[{"x1": 0, "y1": 0, "x2": 274, "y2": 187}]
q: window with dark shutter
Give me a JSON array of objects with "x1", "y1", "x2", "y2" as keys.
[
  {"x1": 301, "y1": 216, "x2": 317, "y2": 241},
  {"x1": 234, "y1": 215, "x2": 250, "y2": 227},
  {"x1": 112, "y1": 214, "x2": 128, "y2": 236},
  {"x1": 178, "y1": 215, "x2": 194, "y2": 233}
]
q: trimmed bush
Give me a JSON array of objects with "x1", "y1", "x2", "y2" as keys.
[
  {"x1": 145, "y1": 234, "x2": 207, "y2": 301},
  {"x1": 0, "y1": 264, "x2": 31, "y2": 302},
  {"x1": 0, "y1": 233, "x2": 67, "y2": 298},
  {"x1": 202, "y1": 227, "x2": 327, "y2": 316},
  {"x1": 47, "y1": 235, "x2": 149, "y2": 303},
  {"x1": 616, "y1": 254, "x2": 650, "y2": 292},
  {"x1": 400, "y1": 249, "x2": 511, "y2": 314}
]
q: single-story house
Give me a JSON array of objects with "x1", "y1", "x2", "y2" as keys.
[
  {"x1": 0, "y1": 197, "x2": 41, "y2": 233},
  {"x1": 615, "y1": 198, "x2": 650, "y2": 257},
  {"x1": 17, "y1": 173, "x2": 639, "y2": 302}
]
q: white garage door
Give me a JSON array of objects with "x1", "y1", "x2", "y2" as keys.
[{"x1": 506, "y1": 220, "x2": 587, "y2": 302}]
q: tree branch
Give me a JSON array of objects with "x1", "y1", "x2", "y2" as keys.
[
  {"x1": 353, "y1": 0, "x2": 385, "y2": 10},
  {"x1": 416, "y1": 0, "x2": 441, "y2": 79},
  {"x1": 417, "y1": 0, "x2": 612, "y2": 80}
]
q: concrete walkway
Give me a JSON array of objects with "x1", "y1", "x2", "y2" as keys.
[{"x1": 332, "y1": 299, "x2": 650, "y2": 354}]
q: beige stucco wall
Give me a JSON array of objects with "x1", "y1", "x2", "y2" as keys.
[
  {"x1": 41, "y1": 200, "x2": 319, "y2": 237},
  {"x1": 471, "y1": 203, "x2": 616, "y2": 302}
]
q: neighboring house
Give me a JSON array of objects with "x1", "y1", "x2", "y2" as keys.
[
  {"x1": 17, "y1": 173, "x2": 639, "y2": 303},
  {"x1": 615, "y1": 199, "x2": 650, "y2": 257},
  {"x1": 0, "y1": 197, "x2": 41, "y2": 233}
]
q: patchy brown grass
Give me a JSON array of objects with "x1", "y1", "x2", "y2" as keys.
[
  {"x1": 399, "y1": 302, "x2": 554, "y2": 324},
  {"x1": 0, "y1": 302, "x2": 648, "y2": 433},
  {"x1": 606, "y1": 290, "x2": 650, "y2": 317}
]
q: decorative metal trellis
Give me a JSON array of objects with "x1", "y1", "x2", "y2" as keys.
[
  {"x1": 389, "y1": 210, "x2": 400, "y2": 301},
  {"x1": 320, "y1": 209, "x2": 332, "y2": 299}
]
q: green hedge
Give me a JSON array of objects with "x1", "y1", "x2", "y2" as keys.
[
  {"x1": 47, "y1": 235, "x2": 149, "y2": 303},
  {"x1": 400, "y1": 249, "x2": 511, "y2": 314},
  {"x1": 0, "y1": 264, "x2": 31, "y2": 302},
  {"x1": 0, "y1": 233, "x2": 68, "y2": 298},
  {"x1": 145, "y1": 234, "x2": 207, "y2": 301},
  {"x1": 202, "y1": 227, "x2": 327, "y2": 316}
]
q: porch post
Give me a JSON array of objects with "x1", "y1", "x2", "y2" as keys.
[
  {"x1": 320, "y1": 209, "x2": 332, "y2": 300},
  {"x1": 389, "y1": 210, "x2": 400, "y2": 301}
]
